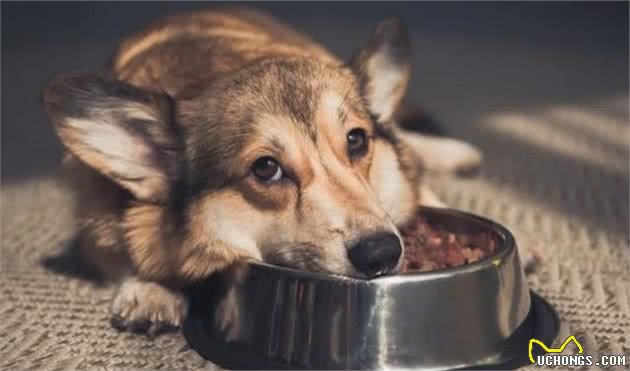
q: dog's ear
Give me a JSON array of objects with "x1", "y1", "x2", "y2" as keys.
[
  {"x1": 351, "y1": 17, "x2": 412, "y2": 125},
  {"x1": 43, "y1": 73, "x2": 180, "y2": 203}
]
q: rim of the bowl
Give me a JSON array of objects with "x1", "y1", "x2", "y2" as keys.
[{"x1": 246, "y1": 207, "x2": 517, "y2": 284}]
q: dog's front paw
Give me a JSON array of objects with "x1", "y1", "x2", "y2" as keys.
[{"x1": 110, "y1": 277, "x2": 188, "y2": 335}]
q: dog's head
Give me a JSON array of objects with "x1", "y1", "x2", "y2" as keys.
[{"x1": 44, "y1": 18, "x2": 421, "y2": 279}]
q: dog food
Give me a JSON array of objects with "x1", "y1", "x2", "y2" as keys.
[{"x1": 400, "y1": 215, "x2": 497, "y2": 272}]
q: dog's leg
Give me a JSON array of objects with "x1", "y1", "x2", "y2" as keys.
[
  {"x1": 418, "y1": 185, "x2": 447, "y2": 208},
  {"x1": 397, "y1": 128, "x2": 483, "y2": 175},
  {"x1": 110, "y1": 277, "x2": 188, "y2": 335}
]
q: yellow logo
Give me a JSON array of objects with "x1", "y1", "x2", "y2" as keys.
[{"x1": 528, "y1": 335, "x2": 584, "y2": 364}]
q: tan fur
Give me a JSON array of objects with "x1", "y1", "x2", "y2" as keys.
[
  {"x1": 369, "y1": 139, "x2": 420, "y2": 224},
  {"x1": 114, "y1": 9, "x2": 336, "y2": 72},
  {"x1": 123, "y1": 194, "x2": 256, "y2": 283},
  {"x1": 112, "y1": 9, "x2": 339, "y2": 97}
]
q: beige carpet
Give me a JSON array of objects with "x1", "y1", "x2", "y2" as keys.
[{"x1": 1, "y1": 96, "x2": 628, "y2": 369}]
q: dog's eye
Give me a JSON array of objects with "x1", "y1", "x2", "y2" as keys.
[
  {"x1": 347, "y1": 128, "x2": 368, "y2": 159},
  {"x1": 252, "y1": 156, "x2": 283, "y2": 182}
]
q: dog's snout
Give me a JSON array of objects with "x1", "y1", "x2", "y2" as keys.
[{"x1": 348, "y1": 233, "x2": 402, "y2": 277}]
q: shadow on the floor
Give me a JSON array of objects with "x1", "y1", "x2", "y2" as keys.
[
  {"x1": 480, "y1": 130, "x2": 627, "y2": 238},
  {"x1": 40, "y1": 239, "x2": 109, "y2": 285}
]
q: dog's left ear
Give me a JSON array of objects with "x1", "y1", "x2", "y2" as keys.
[{"x1": 351, "y1": 17, "x2": 411, "y2": 124}]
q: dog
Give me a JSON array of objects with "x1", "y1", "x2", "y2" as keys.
[{"x1": 43, "y1": 7, "x2": 482, "y2": 335}]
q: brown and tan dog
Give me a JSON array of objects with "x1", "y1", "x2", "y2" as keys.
[{"x1": 43, "y1": 7, "x2": 482, "y2": 334}]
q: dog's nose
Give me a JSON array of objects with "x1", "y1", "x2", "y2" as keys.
[{"x1": 348, "y1": 232, "x2": 402, "y2": 277}]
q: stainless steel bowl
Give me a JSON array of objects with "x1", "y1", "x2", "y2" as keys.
[{"x1": 184, "y1": 207, "x2": 559, "y2": 370}]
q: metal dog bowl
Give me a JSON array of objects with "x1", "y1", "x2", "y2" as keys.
[{"x1": 184, "y1": 207, "x2": 559, "y2": 370}]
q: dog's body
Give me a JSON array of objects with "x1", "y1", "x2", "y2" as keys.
[{"x1": 44, "y1": 8, "x2": 482, "y2": 334}]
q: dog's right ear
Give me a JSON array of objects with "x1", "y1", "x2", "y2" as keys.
[{"x1": 43, "y1": 73, "x2": 180, "y2": 203}]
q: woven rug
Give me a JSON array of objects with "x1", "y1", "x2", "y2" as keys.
[{"x1": 1, "y1": 95, "x2": 628, "y2": 369}]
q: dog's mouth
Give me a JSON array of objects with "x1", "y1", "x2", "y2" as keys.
[
  {"x1": 262, "y1": 243, "x2": 328, "y2": 272},
  {"x1": 261, "y1": 242, "x2": 404, "y2": 278},
  {"x1": 261, "y1": 242, "x2": 362, "y2": 277}
]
